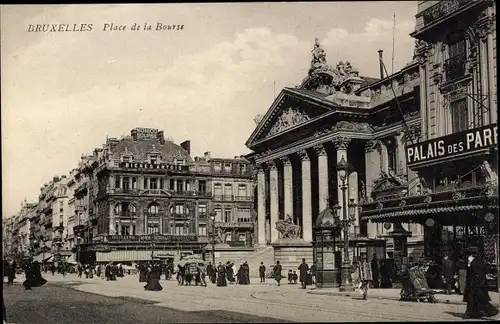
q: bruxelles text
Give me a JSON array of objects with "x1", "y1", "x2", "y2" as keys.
[{"x1": 27, "y1": 24, "x2": 93, "y2": 32}]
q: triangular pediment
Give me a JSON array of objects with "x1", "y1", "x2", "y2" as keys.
[
  {"x1": 246, "y1": 88, "x2": 335, "y2": 147},
  {"x1": 372, "y1": 171, "x2": 406, "y2": 192}
]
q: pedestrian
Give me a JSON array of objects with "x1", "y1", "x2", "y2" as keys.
[
  {"x1": 288, "y1": 270, "x2": 293, "y2": 284},
  {"x1": 3, "y1": 296, "x2": 7, "y2": 324},
  {"x1": 358, "y1": 257, "x2": 373, "y2": 300},
  {"x1": 310, "y1": 262, "x2": 316, "y2": 285},
  {"x1": 456, "y1": 258, "x2": 467, "y2": 295},
  {"x1": 464, "y1": 250, "x2": 499, "y2": 318},
  {"x1": 259, "y1": 262, "x2": 266, "y2": 283},
  {"x1": 273, "y1": 260, "x2": 282, "y2": 286},
  {"x1": 292, "y1": 271, "x2": 298, "y2": 284},
  {"x1": 298, "y1": 258, "x2": 309, "y2": 289},
  {"x1": 197, "y1": 264, "x2": 207, "y2": 287},
  {"x1": 243, "y1": 261, "x2": 250, "y2": 284},
  {"x1": 177, "y1": 264, "x2": 185, "y2": 286},
  {"x1": 441, "y1": 254, "x2": 454, "y2": 295},
  {"x1": 7, "y1": 260, "x2": 15, "y2": 285},
  {"x1": 226, "y1": 262, "x2": 234, "y2": 284},
  {"x1": 216, "y1": 262, "x2": 227, "y2": 287},
  {"x1": 50, "y1": 264, "x2": 55, "y2": 276},
  {"x1": 144, "y1": 264, "x2": 163, "y2": 291},
  {"x1": 206, "y1": 262, "x2": 215, "y2": 284}
]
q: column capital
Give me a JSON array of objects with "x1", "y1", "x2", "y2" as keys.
[
  {"x1": 332, "y1": 136, "x2": 351, "y2": 150},
  {"x1": 280, "y1": 156, "x2": 292, "y2": 166},
  {"x1": 298, "y1": 149, "x2": 309, "y2": 161},
  {"x1": 313, "y1": 144, "x2": 327, "y2": 156},
  {"x1": 364, "y1": 140, "x2": 377, "y2": 153},
  {"x1": 267, "y1": 160, "x2": 278, "y2": 171}
]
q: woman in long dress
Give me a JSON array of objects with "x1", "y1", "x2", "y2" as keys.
[
  {"x1": 139, "y1": 263, "x2": 148, "y2": 283},
  {"x1": 144, "y1": 264, "x2": 163, "y2": 291},
  {"x1": 216, "y1": 263, "x2": 227, "y2": 287},
  {"x1": 464, "y1": 253, "x2": 499, "y2": 318}
]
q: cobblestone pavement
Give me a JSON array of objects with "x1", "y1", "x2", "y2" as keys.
[
  {"x1": 9, "y1": 274, "x2": 499, "y2": 322},
  {"x1": 3, "y1": 281, "x2": 284, "y2": 324}
]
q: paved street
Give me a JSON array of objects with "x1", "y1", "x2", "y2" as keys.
[
  {"x1": 4, "y1": 273, "x2": 499, "y2": 322},
  {"x1": 3, "y1": 279, "x2": 285, "y2": 324}
]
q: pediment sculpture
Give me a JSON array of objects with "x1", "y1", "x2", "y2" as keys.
[
  {"x1": 267, "y1": 107, "x2": 310, "y2": 136},
  {"x1": 275, "y1": 215, "x2": 301, "y2": 239}
]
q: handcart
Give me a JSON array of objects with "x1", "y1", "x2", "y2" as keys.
[{"x1": 400, "y1": 264, "x2": 441, "y2": 303}]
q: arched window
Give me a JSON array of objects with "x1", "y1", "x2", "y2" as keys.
[
  {"x1": 128, "y1": 204, "x2": 137, "y2": 215},
  {"x1": 147, "y1": 204, "x2": 159, "y2": 216}
]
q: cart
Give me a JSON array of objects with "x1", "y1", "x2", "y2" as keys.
[{"x1": 400, "y1": 264, "x2": 441, "y2": 303}]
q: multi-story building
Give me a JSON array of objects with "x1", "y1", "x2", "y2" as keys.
[
  {"x1": 363, "y1": 0, "x2": 498, "y2": 287},
  {"x1": 245, "y1": 38, "x2": 423, "y2": 281},
  {"x1": 3, "y1": 217, "x2": 15, "y2": 258},
  {"x1": 206, "y1": 153, "x2": 255, "y2": 247},
  {"x1": 76, "y1": 127, "x2": 215, "y2": 263}
]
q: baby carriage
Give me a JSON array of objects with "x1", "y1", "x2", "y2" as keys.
[{"x1": 400, "y1": 264, "x2": 441, "y2": 303}]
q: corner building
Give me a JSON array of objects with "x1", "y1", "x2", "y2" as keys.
[{"x1": 82, "y1": 128, "x2": 213, "y2": 262}]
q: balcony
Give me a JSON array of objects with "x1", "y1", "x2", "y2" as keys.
[
  {"x1": 213, "y1": 194, "x2": 234, "y2": 201},
  {"x1": 412, "y1": 0, "x2": 491, "y2": 40},
  {"x1": 234, "y1": 195, "x2": 253, "y2": 201},
  {"x1": 443, "y1": 53, "x2": 467, "y2": 83}
]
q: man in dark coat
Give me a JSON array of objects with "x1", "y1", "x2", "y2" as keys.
[
  {"x1": 7, "y1": 260, "x2": 16, "y2": 285},
  {"x1": 259, "y1": 262, "x2": 266, "y2": 283},
  {"x1": 243, "y1": 262, "x2": 250, "y2": 285},
  {"x1": 298, "y1": 258, "x2": 309, "y2": 289},
  {"x1": 273, "y1": 260, "x2": 282, "y2": 286},
  {"x1": 441, "y1": 255, "x2": 454, "y2": 295},
  {"x1": 464, "y1": 252, "x2": 499, "y2": 318},
  {"x1": 370, "y1": 255, "x2": 379, "y2": 288},
  {"x1": 206, "y1": 262, "x2": 215, "y2": 284}
]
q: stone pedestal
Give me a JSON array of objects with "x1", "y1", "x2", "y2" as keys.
[{"x1": 271, "y1": 238, "x2": 313, "y2": 273}]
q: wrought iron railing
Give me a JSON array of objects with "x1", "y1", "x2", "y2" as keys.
[
  {"x1": 444, "y1": 53, "x2": 467, "y2": 82},
  {"x1": 421, "y1": 0, "x2": 472, "y2": 26}
]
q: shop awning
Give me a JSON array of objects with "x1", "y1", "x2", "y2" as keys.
[
  {"x1": 362, "y1": 205, "x2": 486, "y2": 221},
  {"x1": 96, "y1": 250, "x2": 162, "y2": 262}
]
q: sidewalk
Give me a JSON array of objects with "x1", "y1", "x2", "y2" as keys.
[{"x1": 308, "y1": 287, "x2": 500, "y2": 306}]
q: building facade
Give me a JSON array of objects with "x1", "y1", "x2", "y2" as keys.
[
  {"x1": 246, "y1": 38, "x2": 423, "y2": 267},
  {"x1": 361, "y1": 0, "x2": 498, "y2": 287},
  {"x1": 207, "y1": 154, "x2": 255, "y2": 247}
]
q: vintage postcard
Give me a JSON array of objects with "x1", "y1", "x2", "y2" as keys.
[{"x1": 2, "y1": 2, "x2": 499, "y2": 323}]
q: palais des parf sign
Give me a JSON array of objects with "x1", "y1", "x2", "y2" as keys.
[{"x1": 406, "y1": 123, "x2": 497, "y2": 166}]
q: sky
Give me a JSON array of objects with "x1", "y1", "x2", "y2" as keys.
[{"x1": 1, "y1": 2, "x2": 418, "y2": 217}]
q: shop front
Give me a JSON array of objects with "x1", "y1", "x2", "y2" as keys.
[{"x1": 361, "y1": 123, "x2": 499, "y2": 290}]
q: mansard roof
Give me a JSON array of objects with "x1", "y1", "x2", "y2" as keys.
[{"x1": 110, "y1": 137, "x2": 192, "y2": 163}]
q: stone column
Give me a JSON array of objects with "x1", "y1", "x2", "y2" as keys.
[
  {"x1": 299, "y1": 150, "x2": 313, "y2": 242},
  {"x1": 280, "y1": 156, "x2": 293, "y2": 218},
  {"x1": 333, "y1": 137, "x2": 351, "y2": 239},
  {"x1": 109, "y1": 175, "x2": 115, "y2": 190},
  {"x1": 395, "y1": 132, "x2": 407, "y2": 174},
  {"x1": 173, "y1": 179, "x2": 177, "y2": 191},
  {"x1": 379, "y1": 142, "x2": 389, "y2": 174},
  {"x1": 137, "y1": 201, "x2": 144, "y2": 234},
  {"x1": 256, "y1": 167, "x2": 267, "y2": 246},
  {"x1": 315, "y1": 144, "x2": 329, "y2": 212},
  {"x1": 269, "y1": 161, "x2": 279, "y2": 243},
  {"x1": 364, "y1": 140, "x2": 380, "y2": 238},
  {"x1": 119, "y1": 176, "x2": 123, "y2": 189},
  {"x1": 487, "y1": 32, "x2": 496, "y2": 124},
  {"x1": 108, "y1": 201, "x2": 116, "y2": 235}
]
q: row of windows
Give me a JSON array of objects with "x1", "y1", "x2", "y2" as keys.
[
  {"x1": 213, "y1": 183, "x2": 248, "y2": 196},
  {"x1": 114, "y1": 177, "x2": 207, "y2": 192},
  {"x1": 213, "y1": 162, "x2": 247, "y2": 173},
  {"x1": 122, "y1": 155, "x2": 185, "y2": 166},
  {"x1": 113, "y1": 202, "x2": 208, "y2": 216}
]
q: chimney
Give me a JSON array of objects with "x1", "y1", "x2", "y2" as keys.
[
  {"x1": 157, "y1": 131, "x2": 165, "y2": 145},
  {"x1": 204, "y1": 151, "x2": 211, "y2": 160},
  {"x1": 180, "y1": 140, "x2": 191, "y2": 155},
  {"x1": 378, "y1": 50, "x2": 384, "y2": 79}
]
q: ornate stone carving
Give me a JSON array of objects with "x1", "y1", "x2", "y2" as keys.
[
  {"x1": 313, "y1": 144, "x2": 327, "y2": 156},
  {"x1": 330, "y1": 121, "x2": 373, "y2": 133},
  {"x1": 364, "y1": 140, "x2": 377, "y2": 153},
  {"x1": 298, "y1": 150, "x2": 309, "y2": 161},
  {"x1": 280, "y1": 156, "x2": 292, "y2": 166},
  {"x1": 267, "y1": 160, "x2": 278, "y2": 172},
  {"x1": 275, "y1": 216, "x2": 301, "y2": 239},
  {"x1": 253, "y1": 114, "x2": 264, "y2": 126},
  {"x1": 332, "y1": 137, "x2": 351, "y2": 150},
  {"x1": 268, "y1": 107, "x2": 311, "y2": 136}
]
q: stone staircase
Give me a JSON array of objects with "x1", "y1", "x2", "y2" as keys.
[{"x1": 233, "y1": 246, "x2": 275, "y2": 277}]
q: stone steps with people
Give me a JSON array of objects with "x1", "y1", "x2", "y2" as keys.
[{"x1": 233, "y1": 246, "x2": 275, "y2": 277}]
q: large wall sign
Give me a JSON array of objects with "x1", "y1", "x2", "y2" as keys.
[
  {"x1": 106, "y1": 234, "x2": 197, "y2": 242},
  {"x1": 406, "y1": 123, "x2": 497, "y2": 166}
]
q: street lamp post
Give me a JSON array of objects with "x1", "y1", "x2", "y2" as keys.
[
  {"x1": 337, "y1": 156, "x2": 355, "y2": 292},
  {"x1": 209, "y1": 212, "x2": 216, "y2": 265}
]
